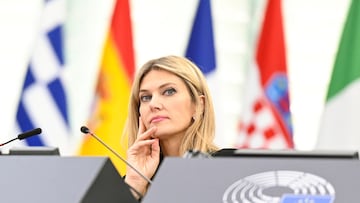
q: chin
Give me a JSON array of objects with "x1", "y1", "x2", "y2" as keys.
[{"x1": 152, "y1": 130, "x2": 171, "y2": 139}]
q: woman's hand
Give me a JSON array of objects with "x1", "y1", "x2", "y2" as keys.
[{"x1": 125, "y1": 117, "x2": 160, "y2": 198}]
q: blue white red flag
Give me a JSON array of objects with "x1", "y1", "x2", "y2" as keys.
[{"x1": 185, "y1": 0, "x2": 216, "y2": 74}]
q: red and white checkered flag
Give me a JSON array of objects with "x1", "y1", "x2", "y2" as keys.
[{"x1": 235, "y1": 0, "x2": 293, "y2": 149}]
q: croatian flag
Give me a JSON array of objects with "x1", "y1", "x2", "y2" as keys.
[
  {"x1": 235, "y1": 0, "x2": 293, "y2": 149},
  {"x1": 15, "y1": 0, "x2": 71, "y2": 154}
]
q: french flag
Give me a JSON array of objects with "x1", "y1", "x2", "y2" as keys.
[{"x1": 185, "y1": 0, "x2": 216, "y2": 75}]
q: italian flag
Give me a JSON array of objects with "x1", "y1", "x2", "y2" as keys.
[{"x1": 317, "y1": 0, "x2": 360, "y2": 150}]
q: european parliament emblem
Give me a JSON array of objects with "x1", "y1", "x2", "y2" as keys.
[{"x1": 223, "y1": 170, "x2": 335, "y2": 203}]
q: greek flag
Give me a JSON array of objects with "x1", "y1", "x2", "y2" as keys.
[{"x1": 15, "y1": 0, "x2": 71, "y2": 154}]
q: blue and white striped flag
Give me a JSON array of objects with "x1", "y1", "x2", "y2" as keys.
[{"x1": 15, "y1": 0, "x2": 71, "y2": 154}]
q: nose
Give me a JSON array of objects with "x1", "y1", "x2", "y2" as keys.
[{"x1": 149, "y1": 96, "x2": 162, "y2": 111}]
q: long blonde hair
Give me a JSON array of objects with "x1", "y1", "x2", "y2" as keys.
[{"x1": 123, "y1": 55, "x2": 218, "y2": 155}]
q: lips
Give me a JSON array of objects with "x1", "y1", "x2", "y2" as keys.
[{"x1": 150, "y1": 116, "x2": 167, "y2": 123}]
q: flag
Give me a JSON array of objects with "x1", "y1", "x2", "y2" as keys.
[
  {"x1": 15, "y1": 0, "x2": 71, "y2": 153},
  {"x1": 186, "y1": 0, "x2": 223, "y2": 139},
  {"x1": 78, "y1": 0, "x2": 135, "y2": 175},
  {"x1": 185, "y1": 0, "x2": 216, "y2": 74},
  {"x1": 235, "y1": 0, "x2": 293, "y2": 149},
  {"x1": 316, "y1": 0, "x2": 360, "y2": 150}
]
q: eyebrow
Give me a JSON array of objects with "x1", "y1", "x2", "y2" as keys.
[{"x1": 139, "y1": 82, "x2": 177, "y2": 93}]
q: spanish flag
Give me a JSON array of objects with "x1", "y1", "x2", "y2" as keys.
[{"x1": 78, "y1": 0, "x2": 135, "y2": 175}]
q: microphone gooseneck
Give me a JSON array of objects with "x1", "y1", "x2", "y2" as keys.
[
  {"x1": 80, "y1": 126, "x2": 153, "y2": 185},
  {"x1": 0, "y1": 128, "x2": 42, "y2": 147}
]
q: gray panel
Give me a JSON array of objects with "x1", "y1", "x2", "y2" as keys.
[
  {"x1": 143, "y1": 157, "x2": 360, "y2": 203},
  {"x1": 0, "y1": 156, "x2": 137, "y2": 203}
]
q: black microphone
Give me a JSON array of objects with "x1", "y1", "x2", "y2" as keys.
[
  {"x1": 183, "y1": 149, "x2": 212, "y2": 158},
  {"x1": 80, "y1": 126, "x2": 153, "y2": 185},
  {"x1": 0, "y1": 128, "x2": 42, "y2": 147}
]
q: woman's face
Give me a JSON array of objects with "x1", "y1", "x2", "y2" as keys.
[{"x1": 139, "y1": 69, "x2": 195, "y2": 139}]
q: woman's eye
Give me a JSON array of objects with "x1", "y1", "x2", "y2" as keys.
[
  {"x1": 164, "y1": 88, "x2": 176, "y2": 96},
  {"x1": 140, "y1": 95, "x2": 151, "y2": 102}
]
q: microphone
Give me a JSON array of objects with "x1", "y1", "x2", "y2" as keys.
[
  {"x1": 80, "y1": 126, "x2": 153, "y2": 185},
  {"x1": 0, "y1": 128, "x2": 42, "y2": 147},
  {"x1": 183, "y1": 149, "x2": 212, "y2": 158}
]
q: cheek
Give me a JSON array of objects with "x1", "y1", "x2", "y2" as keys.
[
  {"x1": 139, "y1": 105, "x2": 149, "y2": 126},
  {"x1": 175, "y1": 101, "x2": 195, "y2": 117},
  {"x1": 139, "y1": 105, "x2": 146, "y2": 117}
]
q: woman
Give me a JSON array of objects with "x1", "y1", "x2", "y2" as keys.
[{"x1": 123, "y1": 55, "x2": 219, "y2": 200}]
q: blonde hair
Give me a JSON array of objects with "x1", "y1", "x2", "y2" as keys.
[{"x1": 123, "y1": 55, "x2": 218, "y2": 155}]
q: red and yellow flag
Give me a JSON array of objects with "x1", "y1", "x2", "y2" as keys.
[{"x1": 78, "y1": 0, "x2": 135, "y2": 175}]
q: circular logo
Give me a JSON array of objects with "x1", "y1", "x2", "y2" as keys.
[{"x1": 223, "y1": 170, "x2": 335, "y2": 203}]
